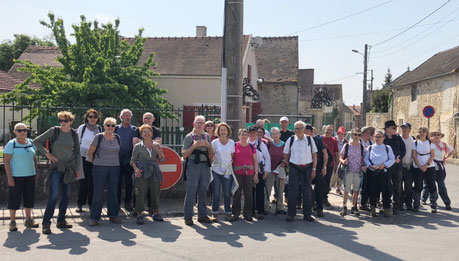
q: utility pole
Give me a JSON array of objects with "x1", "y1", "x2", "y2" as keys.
[
  {"x1": 222, "y1": 0, "x2": 244, "y2": 139},
  {"x1": 361, "y1": 44, "x2": 368, "y2": 126}
]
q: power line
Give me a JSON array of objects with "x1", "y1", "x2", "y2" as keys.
[
  {"x1": 323, "y1": 74, "x2": 359, "y2": 84},
  {"x1": 287, "y1": 0, "x2": 395, "y2": 35},
  {"x1": 372, "y1": 0, "x2": 451, "y2": 47}
]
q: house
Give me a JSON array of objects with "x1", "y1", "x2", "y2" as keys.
[
  {"x1": 389, "y1": 45, "x2": 459, "y2": 151},
  {"x1": 342, "y1": 104, "x2": 355, "y2": 131},
  {"x1": 348, "y1": 104, "x2": 361, "y2": 128}
]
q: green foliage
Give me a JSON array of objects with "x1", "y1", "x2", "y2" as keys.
[
  {"x1": 1, "y1": 12, "x2": 172, "y2": 120},
  {"x1": 0, "y1": 34, "x2": 54, "y2": 72},
  {"x1": 371, "y1": 89, "x2": 391, "y2": 113}
]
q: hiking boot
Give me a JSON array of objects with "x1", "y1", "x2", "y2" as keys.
[
  {"x1": 42, "y1": 223, "x2": 51, "y2": 234},
  {"x1": 445, "y1": 203, "x2": 452, "y2": 210},
  {"x1": 230, "y1": 215, "x2": 239, "y2": 222},
  {"x1": 225, "y1": 214, "x2": 233, "y2": 222},
  {"x1": 185, "y1": 219, "x2": 194, "y2": 226},
  {"x1": 286, "y1": 216, "x2": 294, "y2": 222},
  {"x1": 9, "y1": 221, "x2": 18, "y2": 232},
  {"x1": 323, "y1": 200, "x2": 332, "y2": 208},
  {"x1": 340, "y1": 206, "x2": 347, "y2": 217},
  {"x1": 210, "y1": 214, "x2": 219, "y2": 222},
  {"x1": 360, "y1": 204, "x2": 370, "y2": 211},
  {"x1": 383, "y1": 209, "x2": 392, "y2": 218},
  {"x1": 352, "y1": 206, "x2": 360, "y2": 216},
  {"x1": 317, "y1": 209, "x2": 325, "y2": 218},
  {"x1": 88, "y1": 219, "x2": 98, "y2": 227},
  {"x1": 198, "y1": 216, "x2": 212, "y2": 223},
  {"x1": 56, "y1": 221, "x2": 73, "y2": 229},
  {"x1": 370, "y1": 206, "x2": 377, "y2": 217},
  {"x1": 136, "y1": 216, "x2": 144, "y2": 225},
  {"x1": 75, "y1": 205, "x2": 84, "y2": 213},
  {"x1": 257, "y1": 214, "x2": 265, "y2": 220},
  {"x1": 153, "y1": 213, "x2": 164, "y2": 222},
  {"x1": 124, "y1": 203, "x2": 134, "y2": 212},
  {"x1": 431, "y1": 208, "x2": 437, "y2": 213},
  {"x1": 244, "y1": 216, "x2": 253, "y2": 222},
  {"x1": 303, "y1": 215, "x2": 315, "y2": 222},
  {"x1": 25, "y1": 218, "x2": 39, "y2": 228},
  {"x1": 109, "y1": 216, "x2": 122, "y2": 224}
]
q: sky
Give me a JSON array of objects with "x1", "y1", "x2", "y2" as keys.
[{"x1": 1, "y1": 0, "x2": 459, "y2": 106}]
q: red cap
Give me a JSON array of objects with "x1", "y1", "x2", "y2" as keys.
[{"x1": 337, "y1": 126, "x2": 346, "y2": 134}]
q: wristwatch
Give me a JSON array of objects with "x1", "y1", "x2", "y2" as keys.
[{"x1": 312, "y1": 168, "x2": 316, "y2": 170}]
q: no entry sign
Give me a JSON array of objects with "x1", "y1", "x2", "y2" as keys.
[
  {"x1": 158, "y1": 147, "x2": 183, "y2": 190},
  {"x1": 423, "y1": 106, "x2": 435, "y2": 118}
]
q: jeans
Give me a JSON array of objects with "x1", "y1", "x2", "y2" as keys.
[
  {"x1": 211, "y1": 171, "x2": 233, "y2": 214},
  {"x1": 77, "y1": 157, "x2": 94, "y2": 207},
  {"x1": 184, "y1": 161, "x2": 210, "y2": 220},
  {"x1": 287, "y1": 164, "x2": 312, "y2": 217},
  {"x1": 390, "y1": 163, "x2": 403, "y2": 210},
  {"x1": 253, "y1": 172, "x2": 266, "y2": 214},
  {"x1": 413, "y1": 167, "x2": 438, "y2": 209},
  {"x1": 402, "y1": 167, "x2": 413, "y2": 207},
  {"x1": 91, "y1": 165, "x2": 120, "y2": 220},
  {"x1": 43, "y1": 170, "x2": 72, "y2": 225},
  {"x1": 422, "y1": 169, "x2": 449, "y2": 205},
  {"x1": 232, "y1": 174, "x2": 254, "y2": 218},
  {"x1": 118, "y1": 161, "x2": 133, "y2": 206},
  {"x1": 367, "y1": 169, "x2": 391, "y2": 209}
]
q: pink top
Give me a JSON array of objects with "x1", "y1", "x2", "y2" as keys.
[{"x1": 233, "y1": 142, "x2": 256, "y2": 175}]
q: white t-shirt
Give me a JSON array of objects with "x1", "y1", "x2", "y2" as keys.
[
  {"x1": 211, "y1": 139, "x2": 235, "y2": 175},
  {"x1": 77, "y1": 124, "x2": 99, "y2": 158},
  {"x1": 433, "y1": 142, "x2": 453, "y2": 162},
  {"x1": 283, "y1": 135, "x2": 318, "y2": 165},
  {"x1": 413, "y1": 140, "x2": 435, "y2": 168},
  {"x1": 402, "y1": 136, "x2": 414, "y2": 166}
]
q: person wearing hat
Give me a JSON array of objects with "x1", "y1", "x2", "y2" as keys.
[
  {"x1": 359, "y1": 126, "x2": 375, "y2": 211},
  {"x1": 279, "y1": 116, "x2": 294, "y2": 142},
  {"x1": 331, "y1": 126, "x2": 348, "y2": 195},
  {"x1": 421, "y1": 130, "x2": 454, "y2": 210},
  {"x1": 383, "y1": 120, "x2": 406, "y2": 214},
  {"x1": 400, "y1": 122, "x2": 415, "y2": 211},
  {"x1": 360, "y1": 126, "x2": 375, "y2": 148}
]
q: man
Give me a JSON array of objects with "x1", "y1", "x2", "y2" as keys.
[
  {"x1": 255, "y1": 119, "x2": 271, "y2": 139},
  {"x1": 400, "y1": 122, "x2": 414, "y2": 211},
  {"x1": 115, "y1": 109, "x2": 136, "y2": 211},
  {"x1": 248, "y1": 125, "x2": 271, "y2": 219},
  {"x1": 282, "y1": 121, "x2": 317, "y2": 222},
  {"x1": 306, "y1": 125, "x2": 328, "y2": 217},
  {"x1": 383, "y1": 120, "x2": 406, "y2": 214},
  {"x1": 182, "y1": 115, "x2": 214, "y2": 226},
  {"x1": 359, "y1": 126, "x2": 375, "y2": 211},
  {"x1": 279, "y1": 116, "x2": 294, "y2": 142},
  {"x1": 133, "y1": 112, "x2": 162, "y2": 145},
  {"x1": 321, "y1": 125, "x2": 339, "y2": 207},
  {"x1": 331, "y1": 126, "x2": 347, "y2": 195}
]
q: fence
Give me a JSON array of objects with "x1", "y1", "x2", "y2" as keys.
[{"x1": 0, "y1": 103, "x2": 221, "y2": 161}]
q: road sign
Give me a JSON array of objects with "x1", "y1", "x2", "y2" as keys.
[
  {"x1": 158, "y1": 147, "x2": 183, "y2": 190},
  {"x1": 423, "y1": 106, "x2": 435, "y2": 118}
]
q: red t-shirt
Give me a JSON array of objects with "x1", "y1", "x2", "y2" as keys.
[
  {"x1": 322, "y1": 136, "x2": 339, "y2": 168},
  {"x1": 233, "y1": 142, "x2": 256, "y2": 175}
]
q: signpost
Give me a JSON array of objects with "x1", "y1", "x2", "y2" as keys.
[
  {"x1": 423, "y1": 105, "x2": 435, "y2": 129},
  {"x1": 158, "y1": 147, "x2": 183, "y2": 190}
]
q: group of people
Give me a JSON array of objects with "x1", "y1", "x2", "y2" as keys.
[{"x1": 4, "y1": 110, "x2": 454, "y2": 233}]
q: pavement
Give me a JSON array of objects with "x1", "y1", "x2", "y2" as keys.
[{"x1": 1, "y1": 164, "x2": 459, "y2": 260}]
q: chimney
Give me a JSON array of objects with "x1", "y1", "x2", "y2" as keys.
[{"x1": 196, "y1": 26, "x2": 207, "y2": 37}]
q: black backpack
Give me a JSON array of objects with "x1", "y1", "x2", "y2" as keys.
[
  {"x1": 368, "y1": 144, "x2": 390, "y2": 166},
  {"x1": 288, "y1": 135, "x2": 313, "y2": 155},
  {"x1": 92, "y1": 133, "x2": 122, "y2": 161},
  {"x1": 49, "y1": 127, "x2": 78, "y2": 154}
]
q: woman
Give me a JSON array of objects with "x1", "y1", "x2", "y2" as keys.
[
  {"x1": 412, "y1": 127, "x2": 438, "y2": 213},
  {"x1": 4, "y1": 123, "x2": 39, "y2": 231},
  {"x1": 87, "y1": 117, "x2": 122, "y2": 226},
  {"x1": 205, "y1": 121, "x2": 218, "y2": 141},
  {"x1": 265, "y1": 127, "x2": 286, "y2": 215},
  {"x1": 421, "y1": 130, "x2": 454, "y2": 210},
  {"x1": 232, "y1": 129, "x2": 258, "y2": 222},
  {"x1": 34, "y1": 111, "x2": 81, "y2": 234},
  {"x1": 364, "y1": 130, "x2": 395, "y2": 217},
  {"x1": 339, "y1": 128, "x2": 366, "y2": 217},
  {"x1": 210, "y1": 122, "x2": 235, "y2": 222},
  {"x1": 131, "y1": 124, "x2": 165, "y2": 224},
  {"x1": 76, "y1": 109, "x2": 102, "y2": 213}
]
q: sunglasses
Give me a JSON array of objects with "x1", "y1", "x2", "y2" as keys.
[
  {"x1": 105, "y1": 124, "x2": 116, "y2": 128},
  {"x1": 16, "y1": 128, "x2": 28, "y2": 133},
  {"x1": 432, "y1": 134, "x2": 441, "y2": 136},
  {"x1": 59, "y1": 119, "x2": 70, "y2": 123},
  {"x1": 353, "y1": 133, "x2": 362, "y2": 136},
  {"x1": 205, "y1": 124, "x2": 214, "y2": 128},
  {"x1": 87, "y1": 115, "x2": 98, "y2": 119}
]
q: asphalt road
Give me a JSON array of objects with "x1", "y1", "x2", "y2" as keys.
[{"x1": 1, "y1": 165, "x2": 459, "y2": 261}]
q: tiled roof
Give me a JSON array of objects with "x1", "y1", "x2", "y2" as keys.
[
  {"x1": 392, "y1": 45, "x2": 459, "y2": 87},
  {"x1": 342, "y1": 104, "x2": 354, "y2": 114},
  {"x1": 0, "y1": 71, "x2": 22, "y2": 92},
  {"x1": 347, "y1": 105, "x2": 361, "y2": 115},
  {"x1": 254, "y1": 37, "x2": 298, "y2": 82}
]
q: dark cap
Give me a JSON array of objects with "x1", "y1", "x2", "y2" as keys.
[
  {"x1": 305, "y1": 124, "x2": 313, "y2": 131},
  {"x1": 248, "y1": 125, "x2": 258, "y2": 132},
  {"x1": 401, "y1": 122, "x2": 412, "y2": 129},
  {"x1": 384, "y1": 120, "x2": 397, "y2": 129}
]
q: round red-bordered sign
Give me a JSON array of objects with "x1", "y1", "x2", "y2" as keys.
[
  {"x1": 158, "y1": 147, "x2": 183, "y2": 190},
  {"x1": 423, "y1": 106, "x2": 435, "y2": 118}
]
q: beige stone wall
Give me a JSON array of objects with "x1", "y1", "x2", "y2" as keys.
[
  {"x1": 366, "y1": 112, "x2": 391, "y2": 131},
  {"x1": 392, "y1": 73, "x2": 458, "y2": 147}
]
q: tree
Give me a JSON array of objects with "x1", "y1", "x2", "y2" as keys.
[
  {"x1": 383, "y1": 68, "x2": 392, "y2": 87},
  {"x1": 371, "y1": 88, "x2": 391, "y2": 113},
  {"x1": 0, "y1": 34, "x2": 54, "y2": 72},
  {"x1": 1, "y1": 13, "x2": 172, "y2": 119}
]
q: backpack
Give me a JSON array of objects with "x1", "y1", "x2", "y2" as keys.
[
  {"x1": 342, "y1": 142, "x2": 365, "y2": 160},
  {"x1": 288, "y1": 135, "x2": 313, "y2": 155},
  {"x1": 48, "y1": 127, "x2": 78, "y2": 154},
  {"x1": 92, "y1": 133, "x2": 122, "y2": 161},
  {"x1": 80, "y1": 124, "x2": 102, "y2": 141},
  {"x1": 13, "y1": 138, "x2": 34, "y2": 151},
  {"x1": 368, "y1": 144, "x2": 390, "y2": 166}
]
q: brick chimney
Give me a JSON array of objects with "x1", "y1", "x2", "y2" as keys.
[{"x1": 196, "y1": 26, "x2": 207, "y2": 37}]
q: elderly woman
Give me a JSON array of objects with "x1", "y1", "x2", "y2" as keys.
[
  {"x1": 87, "y1": 117, "x2": 122, "y2": 226},
  {"x1": 422, "y1": 130, "x2": 454, "y2": 210},
  {"x1": 412, "y1": 127, "x2": 438, "y2": 213},
  {"x1": 205, "y1": 120, "x2": 218, "y2": 141},
  {"x1": 265, "y1": 127, "x2": 286, "y2": 215},
  {"x1": 232, "y1": 129, "x2": 258, "y2": 221},
  {"x1": 76, "y1": 109, "x2": 102, "y2": 213},
  {"x1": 4, "y1": 123, "x2": 39, "y2": 231},
  {"x1": 34, "y1": 111, "x2": 81, "y2": 234},
  {"x1": 210, "y1": 122, "x2": 235, "y2": 222},
  {"x1": 131, "y1": 124, "x2": 165, "y2": 225},
  {"x1": 364, "y1": 130, "x2": 395, "y2": 217}
]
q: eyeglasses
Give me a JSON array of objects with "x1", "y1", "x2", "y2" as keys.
[
  {"x1": 205, "y1": 124, "x2": 214, "y2": 128},
  {"x1": 294, "y1": 127, "x2": 304, "y2": 131},
  {"x1": 257, "y1": 131, "x2": 264, "y2": 134},
  {"x1": 353, "y1": 133, "x2": 362, "y2": 136},
  {"x1": 16, "y1": 129, "x2": 28, "y2": 133},
  {"x1": 105, "y1": 124, "x2": 116, "y2": 128},
  {"x1": 59, "y1": 119, "x2": 70, "y2": 123},
  {"x1": 87, "y1": 115, "x2": 98, "y2": 119},
  {"x1": 375, "y1": 136, "x2": 384, "y2": 139}
]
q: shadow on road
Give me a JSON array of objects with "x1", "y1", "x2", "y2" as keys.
[
  {"x1": 3, "y1": 228, "x2": 40, "y2": 252},
  {"x1": 122, "y1": 219, "x2": 182, "y2": 243},
  {"x1": 36, "y1": 229, "x2": 90, "y2": 255}
]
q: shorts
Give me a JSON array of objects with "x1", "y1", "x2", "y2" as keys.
[
  {"x1": 7, "y1": 175, "x2": 36, "y2": 210},
  {"x1": 343, "y1": 172, "x2": 361, "y2": 193}
]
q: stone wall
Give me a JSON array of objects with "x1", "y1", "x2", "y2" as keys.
[
  {"x1": 366, "y1": 112, "x2": 391, "y2": 131},
  {"x1": 258, "y1": 82, "x2": 298, "y2": 116}
]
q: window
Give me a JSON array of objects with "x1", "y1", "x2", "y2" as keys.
[{"x1": 411, "y1": 85, "x2": 418, "y2": 101}]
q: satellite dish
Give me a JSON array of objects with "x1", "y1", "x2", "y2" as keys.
[{"x1": 252, "y1": 36, "x2": 263, "y2": 47}]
